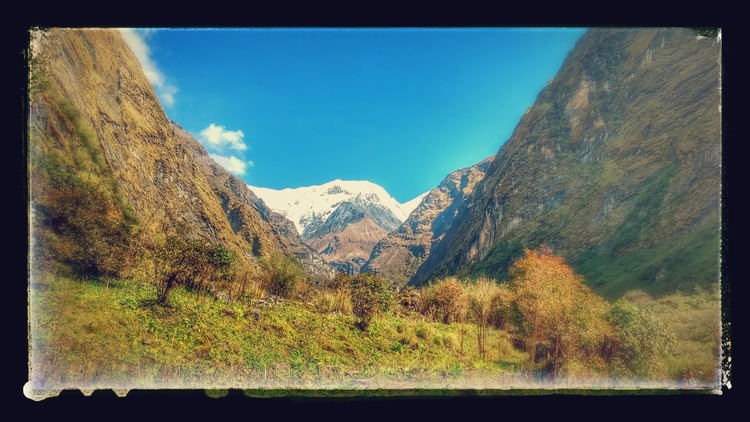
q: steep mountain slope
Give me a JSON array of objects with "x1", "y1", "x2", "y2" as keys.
[
  {"x1": 28, "y1": 28, "x2": 331, "y2": 279},
  {"x1": 411, "y1": 28, "x2": 721, "y2": 299},
  {"x1": 172, "y1": 123, "x2": 334, "y2": 278},
  {"x1": 250, "y1": 180, "x2": 425, "y2": 274},
  {"x1": 361, "y1": 156, "x2": 493, "y2": 287}
]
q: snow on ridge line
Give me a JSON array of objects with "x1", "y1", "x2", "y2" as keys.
[
  {"x1": 247, "y1": 180, "x2": 427, "y2": 235},
  {"x1": 401, "y1": 191, "x2": 430, "y2": 217}
]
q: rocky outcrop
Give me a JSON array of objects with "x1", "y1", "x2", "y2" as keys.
[
  {"x1": 30, "y1": 29, "x2": 218, "y2": 241},
  {"x1": 411, "y1": 29, "x2": 721, "y2": 299},
  {"x1": 302, "y1": 197, "x2": 402, "y2": 241},
  {"x1": 308, "y1": 215, "x2": 389, "y2": 274},
  {"x1": 361, "y1": 156, "x2": 493, "y2": 287}
]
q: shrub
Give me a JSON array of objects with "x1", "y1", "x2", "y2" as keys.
[
  {"x1": 312, "y1": 290, "x2": 337, "y2": 314},
  {"x1": 397, "y1": 286, "x2": 422, "y2": 315},
  {"x1": 327, "y1": 271, "x2": 352, "y2": 291},
  {"x1": 33, "y1": 175, "x2": 139, "y2": 281},
  {"x1": 258, "y1": 253, "x2": 309, "y2": 299},
  {"x1": 488, "y1": 285, "x2": 514, "y2": 329},
  {"x1": 229, "y1": 267, "x2": 264, "y2": 301},
  {"x1": 604, "y1": 299, "x2": 677, "y2": 378},
  {"x1": 421, "y1": 277, "x2": 468, "y2": 324},
  {"x1": 311, "y1": 289, "x2": 352, "y2": 315},
  {"x1": 313, "y1": 271, "x2": 352, "y2": 315},
  {"x1": 622, "y1": 289, "x2": 653, "y2": 306},
  {"x1": 151, "y1": 236, "x2": 235, "y2": 305},
  {"x1": 349, "y1": 273, "x2": 394, "y2": 330}
]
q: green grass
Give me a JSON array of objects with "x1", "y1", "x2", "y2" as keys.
[
  {"x1": 28, "y1": 273, "x2": 722, "y2": 393},
  {"x1": 623, "y1": 286, "x2": 723, "y2": 387},
  {"x1": 29, "y1": 275, "x2": 527, "y2": 391},
  {"x1": 574, "y1": 213, "x2": 720, "y2": 300},
  {"x1": 609, "y1": 163, "x2": 679, "y2": 254}
]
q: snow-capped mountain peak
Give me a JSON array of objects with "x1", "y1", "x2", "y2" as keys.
[{"x1": 247, "y1": 180, "x2": 426, "y2": 236}]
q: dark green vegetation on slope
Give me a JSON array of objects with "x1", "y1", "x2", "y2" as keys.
[{"x1": 574, "y1": 214, "x2": 720, "y2": 300}]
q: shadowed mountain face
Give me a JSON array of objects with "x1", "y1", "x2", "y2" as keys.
[
  {"x1": 411, "y1": 28, "x2": 721, "y2": 299},
  {"x1": 361, "y1": 156, "x2": 493, "y2": 287},
  {"x1": 29, "y1": 28, "x2": 333, "y2": 279}
]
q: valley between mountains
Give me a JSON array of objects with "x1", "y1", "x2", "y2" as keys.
[{"x1": 26, "y1": 27, "x2": 724, "y2": 398}]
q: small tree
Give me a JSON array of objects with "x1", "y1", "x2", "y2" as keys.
[
  {"x1": 467, "y1": 277, "x2": 500, "y2": 360},
  {"x1": 505, "y1": 245, "x2": 611, "y2": 380},
  {"x1": 421, "y1": 277, "x2": 468, "y2": 324},
  {"x1": 152, "y1": 235, "x2": 235, "y2": 305},
  {"x1": 349, "y1": 273, "x2": 394, "y2": 330}
]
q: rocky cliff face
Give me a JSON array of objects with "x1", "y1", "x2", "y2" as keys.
[
  {"x1": 29, "y1": 28, "x2": 333, "y2": 279},
  {"x1": 411, "y1": 28, "x2": 721, "y2": 299},
  {"x1": 361, "y1": 156, "x2": 493, "y2": 287}
]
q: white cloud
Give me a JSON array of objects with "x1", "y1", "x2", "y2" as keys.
[
  {"x1": 119, "y1": 28, "x2": 178, "y2": 107},
  {"x1": 198, "y1": 123, "x2": 252, "y2": 176},
  {"x1": 209, "y1": 153, "x2": 253, "y2": 176},
  {"x1": 159, "y1": 84, "x2": 178, "y2": 108},
  {"x1": 199, "y1": 123, "x2": 247, "y2": 152}
]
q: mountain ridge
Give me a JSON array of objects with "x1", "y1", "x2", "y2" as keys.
[
  {"x1": 248, "y1": 180, "x2": 426, "y2": 236},
  {"x1": 361, "y1": 155, "x2": 494, "y2": 286},
  {"x1": 410, "y1": 28, "x2": 721, "y2": 299}
]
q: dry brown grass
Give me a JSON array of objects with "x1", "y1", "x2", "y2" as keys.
[
  {"x1": 312, "y1": 288, "x2": 353, "y2": 316},
  {"x1": 466, "y1": 277, "x2": 502, "y2": 360}
]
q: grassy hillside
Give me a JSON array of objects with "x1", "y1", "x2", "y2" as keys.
[
  {"x1": 622, "y1": 287, "x2": 723, "y2": 384},
  {"x1": 471, "y1": 213, "x2": 720, "y2": 301},
  {"x1": 574, "y1": 214, "x2": 721, "y2": 300},
  {"x1": 29, "y1": 275, "x2": 528, "y2": 392},
  {"x1": 28, "y1": 272, "x2": 721, "y2": 395}
]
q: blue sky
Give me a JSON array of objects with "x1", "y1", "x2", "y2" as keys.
[{"x1": 122, "y1": 28, "x2": 586, "y2": 203}]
